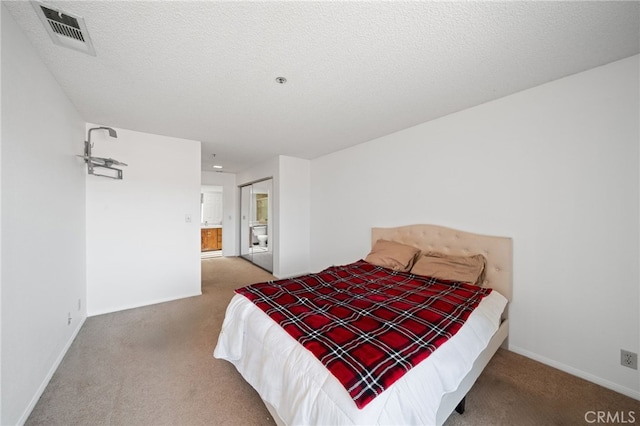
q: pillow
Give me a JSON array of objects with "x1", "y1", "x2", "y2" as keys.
[
  {"x1": 410, "y1": 251, "x2": 487, "y2": 286},
  {"x1": 364, "y1": 239, "x2": 421, "y2": 272}
]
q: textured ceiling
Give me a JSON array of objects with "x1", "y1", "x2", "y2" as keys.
[{"x1": 4, "y1": 1, "x2": 639, "y2": 173}]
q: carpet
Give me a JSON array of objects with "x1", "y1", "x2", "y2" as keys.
[{"x1": 26, "y1": 257, "x2": 638, "y2": 426}]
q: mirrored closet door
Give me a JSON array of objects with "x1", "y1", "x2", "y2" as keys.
[{"x1": 240, "y1": 178, "x2": 273, "y2": 272}]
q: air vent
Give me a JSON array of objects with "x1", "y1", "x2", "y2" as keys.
[{"x1": 32, "y1": 1, "x2": 96, "y2": 56}]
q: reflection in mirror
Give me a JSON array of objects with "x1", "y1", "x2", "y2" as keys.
[
  {"x1": 240, "y1": 178, "x2": 273, "y2": 272},
  {"x1": 256, "y1": 193, "x2": 268, "y2": 222}
]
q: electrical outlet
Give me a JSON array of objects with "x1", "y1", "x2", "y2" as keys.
[
  {"x1": 77, "y1": 298, "x2": 81, "y2": 311},
  {"x1": 621, "y1": 350, "x2": 637, "y2": 370},
  {"x1": 67, "y1": 312, "x2": 72, "y2": 326}
]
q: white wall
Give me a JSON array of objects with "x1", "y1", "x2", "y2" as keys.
[
  {"x1": 86, "y1": 126, "x2": 201, "y2": 316},
  {"x1": 310, "y1": 56, "x2": 640, "y2": 399},
  {"x1": 1, "y1": 6, "x2": 87, "y2": 424},
  {"x1": 278, "y1": 156, "x2": 310, "y2": 277},
  {"x1": 201, "y1": 171, "x2": 237, "y2": 256}
]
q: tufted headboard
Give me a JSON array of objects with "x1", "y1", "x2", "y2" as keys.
[{"x1": 372, "y1": 224, "x2": 512, "y2": 301}]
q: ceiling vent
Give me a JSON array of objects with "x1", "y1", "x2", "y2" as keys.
[{"x1": 32, "y1": 1, "x2": 96, "y2": 56}]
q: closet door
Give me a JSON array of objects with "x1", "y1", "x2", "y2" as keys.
[
  {"x1": 250, "y1": 179, "x2": 272, "y2": 272},
  {"x1": 239, "y1": 179, "x2": 273, "y2": 272},
  {"x1": 240, "y1": 185, "x2": 252, "y2": 262}
]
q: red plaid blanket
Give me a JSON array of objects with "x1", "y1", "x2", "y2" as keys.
[{"x1": 235, "y1": 260, "x2": 492, "y2": 409}]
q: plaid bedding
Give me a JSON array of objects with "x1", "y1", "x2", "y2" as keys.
[{"x1": 235, "y1": 260, "x2": 492, "y2": 409}]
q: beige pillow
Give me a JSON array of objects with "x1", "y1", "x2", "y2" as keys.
[
  {"x1": 364, "y1": 239, "x2": 421, "y2": 272},
  {"x1": 410, "y1": 252, "x2": 487, "y2": 285}
]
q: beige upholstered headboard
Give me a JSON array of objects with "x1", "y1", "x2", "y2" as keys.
[{"x1": 372, "y1": 224, "x2": 512, "y2": 301}]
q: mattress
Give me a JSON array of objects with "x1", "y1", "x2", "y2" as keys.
[{"x1": 214, "y1": 288, "x2": 507, "y2": 425}]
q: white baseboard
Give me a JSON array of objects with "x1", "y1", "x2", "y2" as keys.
[
  {"x1": 87, "y1": 290, "x2": 202, "y2": 317},
  {"x1": 509, "y1": 345, "x2": 640, "y2": 401},
  {"x1": 17, "y1": 316, "x2": 87, "y2": 425}
]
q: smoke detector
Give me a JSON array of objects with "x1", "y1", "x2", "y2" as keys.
[{"x1": 32, "y1": 1, "x2": 96, "y2": 56}]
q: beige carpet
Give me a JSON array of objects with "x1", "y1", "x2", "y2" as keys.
[{"x1": 26, "y1": 257, "x2": 638, "y2": 426}]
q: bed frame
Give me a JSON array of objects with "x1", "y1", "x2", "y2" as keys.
[
  {"x1": 265, "y1": 224, "x2": 512, "y2": 425},
  {"x1": 371, "y1": 224, "x2": 512, "y2": 424}
]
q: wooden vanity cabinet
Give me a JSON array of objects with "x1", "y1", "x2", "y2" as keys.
[{"x1": 201, "y1": 228, "x2": 222, "y2": 251}]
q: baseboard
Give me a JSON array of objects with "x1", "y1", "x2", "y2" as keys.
[
  {"x1": 17, "y1": 315, "x2": 87, "y2": 425},
  {"x1": 87, "y1": 290, "x2": 202, "y2": 317},
  {"x1": 509, "y1": 345, "x2": 640, "y2": 401}
]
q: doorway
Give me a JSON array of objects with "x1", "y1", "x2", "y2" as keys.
[
  {"x1": 240, "y1": 178, "x2": 273, "y2": 272},
  {"x1": 201, "y1": 185, "x2": 223, "y2": 259}
]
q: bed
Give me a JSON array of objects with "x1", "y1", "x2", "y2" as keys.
[{"x1": 214, "y1": 224, "x2": 512, "y2": 425}]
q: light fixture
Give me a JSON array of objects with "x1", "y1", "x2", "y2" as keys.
[
  {"x1": 275, "y1": 77, "x2": 287, "y2": 84},
  {"x1": 78, "y1": 127, "x2": 127, "y2": 179},
  {"x1": 213, "y1": 165, "x2": 223, "y2": 169}
]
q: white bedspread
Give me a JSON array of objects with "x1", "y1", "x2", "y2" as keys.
[{"x1": 214, "y1": 289, "x2": 507, "y2": 426}]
